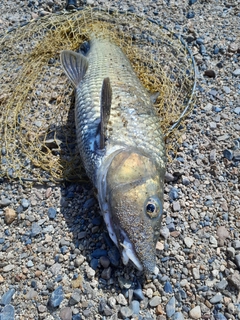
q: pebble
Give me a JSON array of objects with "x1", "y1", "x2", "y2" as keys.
[
  {"x1": 192, "y1": 267, "x2": 200, "y2": 280},
  {"x1": 204, "y1": 70, "x2": 216, "y2": 78},
  {"x1": 233, "y1": 240, "x2": 240, "y2": 249},
  {"x1": 184, "y1": 237, "x2": 193, "y2": 248},
  {"x1": 31, "y1": 222, "x2": 42, "y2": 237},
  {"x1": 91, "y1": 249, "x2": 107, "y2": 258},
  {"x1": 173, "y1": 201, "x2": 180, "y2": 211},
  {"x1": 48, "y1": 207, "x2": 57, "y2": 219},
  {"x1": 117, "y1": 293, "x2": 128, "y2": 306},
  {"x1": 0, "y1": 198, "x2": 12, "y2": 207},
  {"x1": 217, "y1": 226, "x2": 229, "y2": 241},
  {"x1": 166, "y1": 296, "x2": 175, "y2": 318},
  {"x1": 4, "y1": 207, "x2": 17, "y2": 224},
  {"x1": 25, "y1": 289, "x2": 38, "y2": 300},
  {"x1": 119, "y1": 306, "x2": 133, "y2": 318},
  {"x1": 133, "y1": 288, "x2": 145, "y2": 301},
  {"x1": 59, "y1": 307, "x2": 72, "y2": 320},
  {"x1": 0, "y1": 305, "x2": 15, "y2": 319},
  {"x1": 21, "y1": 198, "x2": 30, "y2": 209},
  {"x1": 0, "y1": 288, "x2": 15, "y2": 305},
  {"x1": 49, "y1": 286, "x2": 64, "y2": 308},
  {"x1": 101, "y1": 267, "x2": 111, "y2": 280},
  {"x1": 3, "y1": 265, "x2": 15, "y2": 272},
  {"x1": 210, "y1": 293, "x2": 223, "y2": 304},
  {"x1": 186, "y1": 11, "x2": 195, "y2": 19},
  {"x1": 173, "y1": 312, "x2": 185, "y2": 320},
  {"x1": 233, "y1": 69, "x2": 240, "y2": 76},
  {"x1": 216, "y1": 279, "x2": 228, "y2": 290},
  {"x1": 235, "y1": 254, "x2": 240, "y2": 268},
  {"x1": 130, "y1": 300, "x2": 140, "y2": 315},
  {"x1": 189, "y1": 305, "x2": 201, "y2": 319},
  {"x1": 233, "y1": 107, "x2": 240, "y2": 115},
  {"x1": 164, "y1": 281, "x2": 173, "y2": 293},
  {"x1": 69, "y1": 291, "x2": 81, "y2": 305},
  {"x1": 99, "y1": 256, "x2": 110, "y2": 268},
  {"x1": 149, "y1": 296, "x2": 161, "y2": 307}
]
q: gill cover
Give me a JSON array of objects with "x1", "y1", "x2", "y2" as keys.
[{"x1": 106, "y1": 151, "x2": 164, "y2": 272}]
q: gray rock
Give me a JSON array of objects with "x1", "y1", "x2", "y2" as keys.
[
  {"x1": 130, "y1": 300, "x2": 140, "y2": 315},
  {"x1": 233, "y1": 240, "x2": 240, "y2": 249},
  {"x1": 192, "y1": 267, "x2": 200, "y2": 280},
  {"x1": 26, "y1": 260, "x2": 34, "y2": 267},
  {"x1": 189, "y1": 305, "x2": 201, "y2": 319},
  {"x1": 210, "y1": 292, "x2": 223, "y2": 304},
  {"x1": 233, "y1": 69, "x2": 240, "y2": 76},
  {"x1": 0, "y1": 288, "x2": 15, "y2": 305},
  {"x1": 25, "y1": 289, "x2": 38, "y2": 300},
  {"x1": 133, "y1": 288, "x2": 145, "y2": 301},
  {"x1": 50, "y1": 263, "x2": 62, "y2": 275},
  {"x1": 120, "y1": 306, "x2": 133, "y2": 318},
  {"x1": 3, "y1": 265, "x2": 15, "y2": 272},
  {"x1": 165, "y1": 172, "x2": 175, "y2": 182},
  {"x1": 31, "y1": 222, "x2": 42, "y2": 237},
  {"x1": 184, "y1": 237, "x2": 194, "y2": 248},
  {"x1": 116, "y1": 293, "x2": 127, "y2": 306},
  {"x1": 173, "y1": 201, "x2": 180, "y2": 212},
  {"x1": 235, "y1": 254, "x2": 240, "y2": 269},
  {"x1": 216, "y1": 278, "x2": 228, "y2": 290},
  {"x1": 0, "y1": 304, "x2": 15, "y2": 319},
  {"x1": 149, "y1": 296, "x2": 161, "y2": 307},
  {"x1": 69, "y1": 291, "x2": 81, "y2": 305},
  {"x1": 21, "y1": 198, "x2": 30, "y2": 209},
  {"x1": 173, "y1": 312, "x2": 185, "y2": 320},
  {"x1": 101, "y1": 267, "x2": 111, "y2": 280},
  {"x1": 0, "y1": 198, "x2": 12, "y2": 207},
  {"x1": 59, "y1": 307, "x2": 72, "y2": 320},
  {"x1": 226, "y1": 247, "x2": 235, "y2": 258},
  {"x1": 222, "y1": 86, "x2": 231, "y2": 94},
  {"x1": 233, "y1": 107, "x2": 240, "y2": 115},
  {"x1": 49, "y1": 286, "x2": 64, "y2": 308},
  {"x1": 99, "y1": 256, "x2": 110, "y2": 269},
  {"x1": 166, "y1": 296, "x2": 175, "y2": 318}
]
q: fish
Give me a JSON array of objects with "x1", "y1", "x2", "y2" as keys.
[{"x1": 60, "y1": 37, "x2": 166, "y2": 273}]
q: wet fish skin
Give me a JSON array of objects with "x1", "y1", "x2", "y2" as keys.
[{"x1": 60, "y1": 38, "x2": 166, "y2": 273}]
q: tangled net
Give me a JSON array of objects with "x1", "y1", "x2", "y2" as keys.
[{"x1": 0, "y1": 8, "x2": 196, "y2": 182}]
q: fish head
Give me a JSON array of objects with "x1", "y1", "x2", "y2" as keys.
[{"x1": 104, "y1": 150, "x2": 165, "y2": 273}]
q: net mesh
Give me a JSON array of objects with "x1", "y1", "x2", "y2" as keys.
[{"x1": 0, "y1": 8, "x2": 196, "y2": 182}]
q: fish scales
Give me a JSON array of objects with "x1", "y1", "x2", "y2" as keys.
[
  {"x1": 61, "y1": 37, "x2": 166, "y2": 273},
  {"x1": 74, "y1": 39, "x2": 165, "y2": 180}
]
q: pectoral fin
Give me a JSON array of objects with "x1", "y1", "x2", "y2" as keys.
[
  {"x1": 99, "y1": 77, "x2": 112, "y2": 149},
  {"x1": 60, "y1": 50, "x2": 88, "y2": 88},
  {"x1": 150, "y1": 91, "x2": 160, "y2": 104}
]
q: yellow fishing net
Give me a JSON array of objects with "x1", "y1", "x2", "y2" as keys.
[{"x1": 0, "y1": 8, "x2": 196, "y2": 182}]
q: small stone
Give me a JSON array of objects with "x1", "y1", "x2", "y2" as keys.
[
  {"x1": 25, "y1": 289, "x2": 38, "y2": 300},
  {"x1": 156, "y1": 304, "x2": 164, "y2": 315},
  {"x1": 0, "y1": 275, "x2": 4, "y2": 282},
  {"x1": 204, "y1": 70, "x2": 216, "y2": 78},
  {"x1": 184, "y1": 237, "x2": 194, "y2": 248},
  {"x1": 189, "y1": 305, "x2": 201, "y2": 319},
  {"x1": 233, "y1": 240, "x2": 240, "y2": 249},
  {"x1": 130, "y1": 300, "x2": 140, "y2": 315},
  {"x1": 216, "y1": 279, "x2": 228, "y2": 290},
  {"x1": 31, "y1": 222, "x2": 42, "y2": 237},
  {"x1": 38, "y1": 305, "x2": 47, "y2": 313},
  {"x1": 222, "y1": 86, "x2": 231, "y2": 94},
  {"x1": 0, "y1": 305, "x2": 15, "y2": 319},
  {"x1": 173, "y1": 201, "x2": 180, "y2": 212},
  {"x1": 45, "y1": 187, "x2": 52, "y2": 198},
  {"x1": 187, "y1": 11, "x2": 195, "y2": 18},
  {"x1": 133, "y1": 288, "x2": 144, "y2": 301},
  {"x1": 210, "y1": 292, "x2": 223, "y2": 304},
  {"x1": 235, "y1": 254, "x2": 240, "y2": 268},
  {"x1": 21, "y1": 198, "x2": 30, "y2": 209},
  {"x1": 233, "y1": 69, "x2": 240, "y2": 76},
  {"x1": 86, "y1": 266, "x2": 95, "y2": 279},
  {"x1": 119, "y1": 306, "x2": 133, "y2": 318},
  {"x1": 48, "y1": 207, "x2": 57, "y2": 219},
  {"x1": 233, "y1": 107, "x2": 240, "y2": 115},
  {"x1": 3, "y1": 265, "x2": 15, "y2": 272},
  {"x1": 27, "y1": 260, "x2": 34, "y2": 267},
  {"x1": 101, "y1": 267, "x2": 111, "y2": 280},
  {"x1": 0, "y1": 288, "x2": 15, "y2": 305},
  {"x1": 165, "y1": 172, "x2": 175, "y2": 182},
  {"x1": 4, "y1": 208, "x2": 17, "y2": 224},
  {"x1": 209, "y1": 236, "x2": 218, "y2": 247},
  {"x1": 209, "y1": 149, "x2": 216, "y2": 163},
  {"x1": 160, "y1": 227, "x2": 170, "y2": 239},
  {"x1": 69, "y1": 291, "x2": 81, "y2": 305},
  {"x1": 72, "y1": 275, "x2": 83, "y2": 289},
  {"x1": 149, "y1": 296, "x2": 161, "y2": 307},
  {"x1": 74, "y1": 255, "x2": 85, "y2": 267},
  {"x1": 60, "y1": 307, "x2": 72, "y2": 320},
  {"x1": 169, "y1": 187, "x2": 179, "y2": 200},
  {"x1": 117, "y1": 293, "x2": 127, "y2": 306},
  {"x1": 91, "y1": 249, "x2": 107, "y2": 258},
  {"x1": 156, "y1": 241, "x2": 164, "y2": 251},
  {"x1": 164, "y1": 281, "x2": 173, "y2": 293},
  {"x1": 0, "y1": 198, "x2": 12, "y2": 207},
  {"x1": 166, "y1": 296, "x2": 175, "y2": 318},
  {"x1": 209, "y1": 122, "x2": 217, "y2": 130},
  {"x1": 99, "y1": 256, "x2": 110, "y2": 268},
  {"x1": 192, "y1": 267, "x2": 200, "y2": 280},
  {"x1": 217, "y1": 226, "x2": 229, "y2": 241},
  {"x1": 173, "y1": 312, "x2": 185, "y2": 320},
  {"x1": 49, "y1": 286, "x2": 64, "y2": 308},
  {"x1": 227, "y1": 303, "x2": 235, "y2": 314},
  {"x1": 223, "y1": 149, "x2": 233, "y2": 160}
]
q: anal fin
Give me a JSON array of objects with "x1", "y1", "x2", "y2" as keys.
[
  {"x1": 60, "y1": 50, "x2": 88, "y2": 88},
  {"x1": 99, "y1": 77, "x2": 112, "y2": 150}
]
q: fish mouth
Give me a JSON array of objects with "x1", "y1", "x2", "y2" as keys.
[{"x1": 119, "y1": 230, "x2": 143, "y2": 271}]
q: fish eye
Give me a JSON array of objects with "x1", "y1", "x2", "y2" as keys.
[{"x1": 145, "y1": 196, "x2": 163, "y2": 219}]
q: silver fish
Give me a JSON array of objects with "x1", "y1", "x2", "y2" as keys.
[{"x1": 60, "y1": 37, "x2": 166, "y2": 273}]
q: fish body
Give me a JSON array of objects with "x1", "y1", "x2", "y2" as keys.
[{"x1": 60, "y1": 38, "x2": 166, "y2": 273}]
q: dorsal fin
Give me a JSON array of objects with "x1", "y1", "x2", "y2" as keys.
[
  {"x1": 99, "y1": 77, "x2": 112, "y2": 149},
  {"x1": 60, "y1": 50, "x2": 88, "y2": 88}
]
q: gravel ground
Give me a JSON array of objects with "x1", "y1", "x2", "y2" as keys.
[{"x1": 0, "y1": 0, "x2": 240, "y2": 320}]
